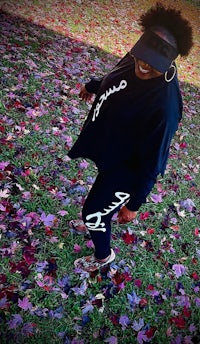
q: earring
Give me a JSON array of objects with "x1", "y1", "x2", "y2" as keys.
[{"x1": 165, "y1": 62, "x2": 177, "y2": 83}]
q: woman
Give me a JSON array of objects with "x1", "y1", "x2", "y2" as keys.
[{"x1": 68, "y1": 3, "x2": 193, "y2": 272}]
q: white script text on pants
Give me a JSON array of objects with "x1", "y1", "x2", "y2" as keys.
[{"x1": 85, "y1": 191, "x2": 130, "y2": 232}]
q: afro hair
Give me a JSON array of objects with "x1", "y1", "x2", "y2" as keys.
[{"x1": 138, "y1": 2, "x2": 193, "y2": 56}]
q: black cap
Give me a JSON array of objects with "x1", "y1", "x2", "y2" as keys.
[{"x1": 131, "y1": 30, "x2": 179, "y2": 73}]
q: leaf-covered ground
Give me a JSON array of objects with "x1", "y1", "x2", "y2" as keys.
[{"x1": 0, "y1": 1, "x2": 200, "y2": 343}]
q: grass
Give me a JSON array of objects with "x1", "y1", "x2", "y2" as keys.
[{"x1": 0, "y1": 0, "x2": 200, "y2": 343}]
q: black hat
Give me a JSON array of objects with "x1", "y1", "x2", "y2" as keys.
[{"x1": 131, "y1": 30, "x2": 179, "y2": 73}]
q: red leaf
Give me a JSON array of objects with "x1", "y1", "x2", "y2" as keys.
[
  {"x1": 145, "y1": 326, "x2": 157, "y2": 339},
  {"x1": 39, "y1": 175, "x2": 50, "y2": 185},
  {"x1": 134, "y1": 279, "x2": 142, "y2": 288},
  {"x1": 191, "y1": 272, "x2": 199, "y2": 280},
  {"x1": 139, "y1": 298, "x2": 148, "y2": 309},
  {"x1": 45, "y1": 227, "x2": 54, "y2": 236},
  {"x1": 169, "y1": 316, "x2": 186, "y2": 328},
  {"x1": 91, "y1": 298, "x2": 103, "y2": 308},
  {"x1": 0, "y1": 274, "x2": 7, "y2": 284},
  {"x1": 9, "y1": 260, "x2": 30, "y2": 278},
  {"x1": 147, "y1": 284, "x2": 154, "y2": 291},
  {"x1": 182, "y1": 306, "x2": 192, "y2": 318},
  {"x1": 170, "y1": 225, "x2": 180, "y2": 231},
  {"x1": 110, "y1": 314, "x2": 119, "y2": 325},
  {"x1": 192, "y1": 258, "x2": 198, "y2": 265},
  {"x1": 184, "y1": 174, "x2": 192, "y2": 181},
  {"x1": 179, "y1": 142, "x2": 187, "y2": 149},
  {"x1": 0, "y1": 285, "x2": 18, "y2": 302},
  {"x1": 112, "y1": 271, "x2": 132, "y2": 286},
  {"x1": 22, "y1": 245, "x2": 37, "y2": 265},
  {"x1": 147, "y1": 228, "x2": 155, "y2": 234},
  {"x1": 140, "y1": 212, "x2": 150, "y2": 220},
  {"x1": 0, "y1": 172, "x2": 4, "y2": 180},
  {"x1": 122, "y1": 231, "x2": 137, "y2": 244}
]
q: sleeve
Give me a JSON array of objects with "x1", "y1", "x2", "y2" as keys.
[
  {"x1": 126, "y1": 106, "x2": 180, "y2": 211},
  {"x1": 85, "y1": 77, "x2": 103, "y2": 94}
]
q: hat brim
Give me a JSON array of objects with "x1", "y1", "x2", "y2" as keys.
[
  {"x1": 131, "y1": 31, "x2": 178, "y2": 73},
  {"x1": 131, "y1": 42, "x2": 170, "y2": 73}
]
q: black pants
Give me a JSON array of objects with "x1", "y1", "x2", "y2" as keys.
[{"x1": 82, "y1": 168, "x2": 136, "y2": 259}]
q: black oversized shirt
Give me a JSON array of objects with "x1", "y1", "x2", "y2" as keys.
[{"x1": 68, "y1": 53, "x2": 182, "y2": 210}]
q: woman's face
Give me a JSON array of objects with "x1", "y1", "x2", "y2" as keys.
[{"x1": 134, "y1": 57, "x2": 163, "y2": 80}]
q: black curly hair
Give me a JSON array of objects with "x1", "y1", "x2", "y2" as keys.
[{"x1": 139, "y1": 2, "x2": 193, "y2": 56}]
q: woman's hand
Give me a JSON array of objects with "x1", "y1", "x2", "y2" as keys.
[
  {"x1": 117, "y1": 205, "x2": 138, "y2": 224},
  {"x1": 79, "y1": 85, "x2": 94, "y2": 102}
]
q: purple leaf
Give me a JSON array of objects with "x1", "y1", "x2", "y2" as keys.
[
  {"x1": 150, "y1": 193, "x2": 162, "y2": 203},
  {"x1": 62, "y1": 197, "x2": 71, "y2": 206},
  {"x1": 119, "y1": 315, "x2": 130, "y2": 330},
  {"x1": 86, "y1": 240, "x2": 95, "y2": 249},
  {"x1": 137, "y1": 330, "x2": 148, "y2": 344},
  {"x1": 71, "y1": 339, "x2": 85, "y2": 344},
  {"x1": 104, "y1": 336, "x2": 118, "y2": 344},
  {"x1": 36, "y1": 261, "x2": 48, "y2": 272},
  {"x1": 18, "y1": 297, "x2": 33, "y2": 311},
  {"x1": 0, "y1": 296, "x2": 9, "y2": 309},
  {"x1": 195, "y1": 297, "x2": 200, "y2": 307},
  {"x1": 49, "y1": 307, "x2": 64, "y2": 319},
  {"x1": 0, "y1": 161, "x2": 10, "y2": 170},
  {"x1": 171, "y1": 335, "x2": 183, "y2": 344},
  {"x1": 21, "y1": 322, "x2": 36, "y2": 336},
  {"x1": 73, "y1": 244, "x2": 81, "y2": 253},
  {"x1": 175, "y1": 295, "x2": 191, "y2": 308},
  {"x1": 47, "y1": 236, "x2": 59, "y2": 243},
  {"x1": 57, "y1": 210, "x2": 68, "y2": 216},
  {"x1": 82, "y1": 304, "x2": 94, "y2": 315},
  {"x1": 40, "y1": 212, "x2": 56, "y2": 227},
  {"x1": 72, "y1": 281, "x2": 88, "y2": 296},
  {"x1": 127, "y1": 290, "x2": 141, "y2": 309},
  {"x1": 172, "y1": 264, "x2": 187, "y2": 278},
  {"x1": 22, "y1": 191, "x2": 32, "y2": 200},
  {"x1": 132, "y1": 318, "x2": 144, "y2": 332},
  {"x1": 189, "y1": 324, "x2": 197, "y2": 333},
  {"x1": 7, "y1": 314, "x2": 23, "y2": 329},
  {"x1": 57, "y1": 275, "x2": 71, "y2": 288},
  {"x1": 79, "y1": 160, "x2": 89, "y2": 169},
  {"x1": 180, "y1": 198, "x2": 195, "y2": 212},
  {"x1": 183, "y1": 336, "x2": 194, "y2": 344}
]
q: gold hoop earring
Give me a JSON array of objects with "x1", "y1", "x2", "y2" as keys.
[{"x1": 165, "y1": 63, "x2": 176, "y2": 83}]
